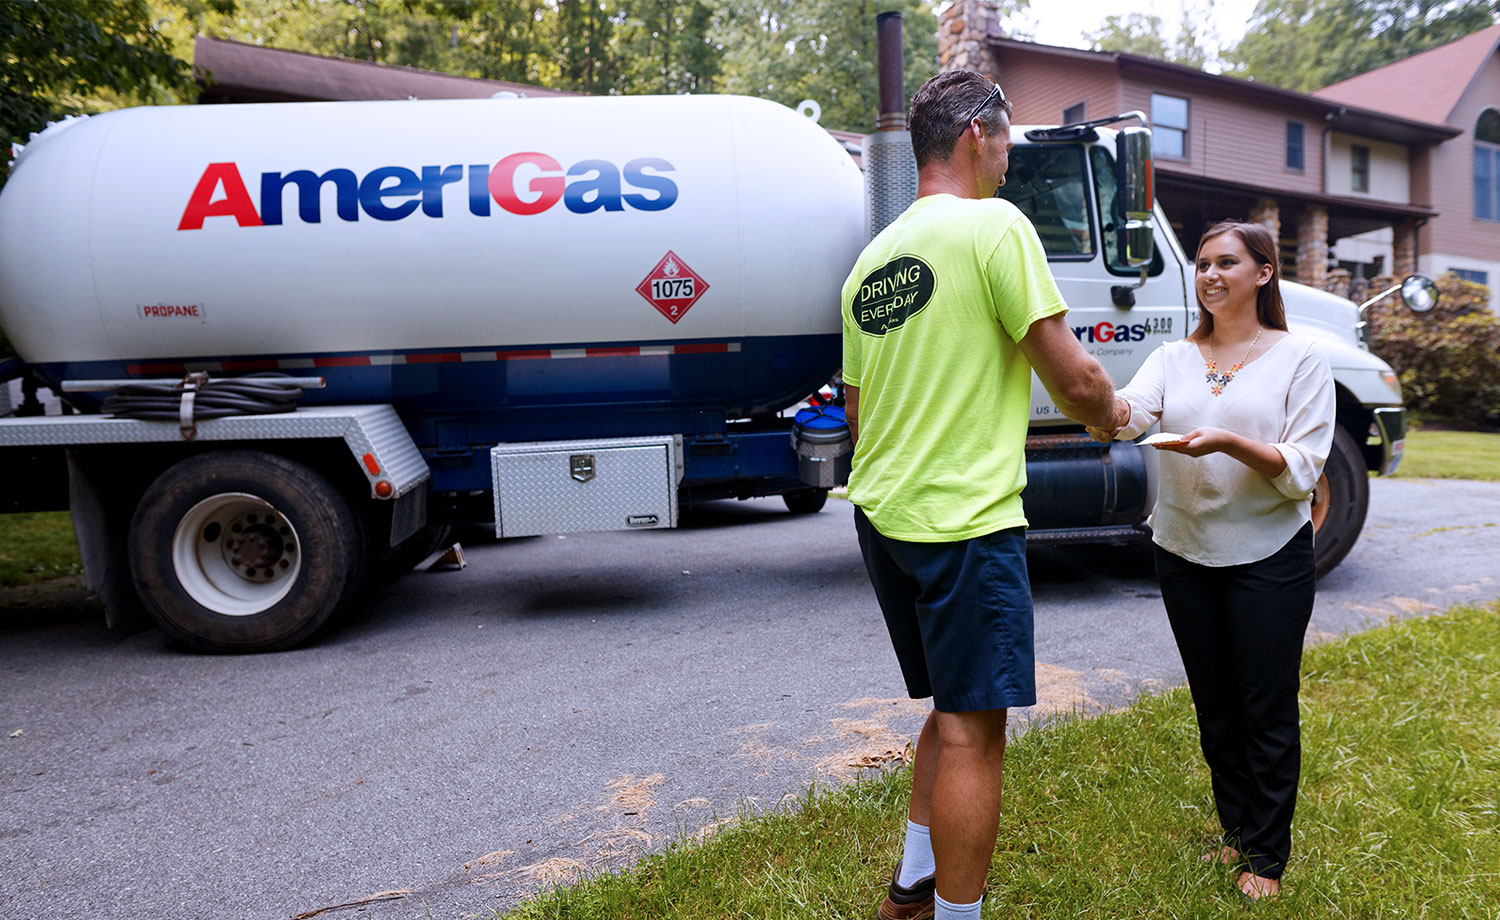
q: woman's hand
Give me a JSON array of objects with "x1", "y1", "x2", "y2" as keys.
[
  {"x1": 1156, "y1": 427, "x2": 1292, "y2": 479},
  {"x1": 1154, "y1": 427, "x2": 1236, "y2": 457}
]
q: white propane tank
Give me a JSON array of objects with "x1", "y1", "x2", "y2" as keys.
[{"x1": 0, "y1": 95, "x2": 864, "y2": 417}]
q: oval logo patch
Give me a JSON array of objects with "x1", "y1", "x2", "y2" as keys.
[{"x1": 851, "y1": 255, "x2": 935, "y2": 335}]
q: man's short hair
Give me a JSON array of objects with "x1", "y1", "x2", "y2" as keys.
[{"x1": 909, "y1": 71, "x2": 1013, "y2": 169}]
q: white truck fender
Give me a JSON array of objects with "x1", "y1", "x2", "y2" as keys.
[{"x1": 1319, "y1": 339, "x2": 1404, "y2": 407}]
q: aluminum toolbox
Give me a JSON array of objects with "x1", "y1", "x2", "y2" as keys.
[{"x1": 490, "y1": 435, "x2": 683, "y2": 538}]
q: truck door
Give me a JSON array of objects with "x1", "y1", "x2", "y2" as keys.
[{"x1": 995, "y1": 142, "x2": 1189, "y2": 425}]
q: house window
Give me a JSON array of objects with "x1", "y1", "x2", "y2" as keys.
[
  {"x1": 1286, "y1": 122, "x2": 1305, "y2": 171},
  {"x1": 1063, "y1": 102, "x2": 1086, "y2": 125},
  {"x1": 1151, "y1": 93, "x2": 1188, "y2": 159},
  {"x1": 1351, "y1": 144, "x2": 1370, "y2": 192},
  {"x1": 1452, "y1": 268, "x2": 1489, "y2": 286},
  {"x1": 1476, "y1": 108, "x2": 1500, "y2": 222}
]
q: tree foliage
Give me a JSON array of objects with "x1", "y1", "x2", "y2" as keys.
[
  {"x1": 1225, "y1": 0, "x2": 1499, "y2": 92},
  {"x1": 714, "y1": 0, "x2": 941, "y2": 133},
  {"x1": 1369, "y1": 274, "x2": 1500, "y2": 428},
  {"x1": 614, "y1": 0, "x2": 720, "y2": 94},
  {"x1": 1086, "y1": 4, "x2": 1215, "y2": 68},
  {"x1": 147, "y1": 0, "x2": 946, "y2": 133},
  {"x1": 0, "y1": 0, "x2": 200, "y2": 182},
  {"x1": 552, "y1": 0, "x2": 620, "y2": 94}
]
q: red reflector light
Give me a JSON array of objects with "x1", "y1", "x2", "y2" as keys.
[
  {"x1": 362, "y1": 453, "x2": 380, "y2": 475},
  {"x1": 374, "y1": 480, "x2": 393, "y2": 498}
]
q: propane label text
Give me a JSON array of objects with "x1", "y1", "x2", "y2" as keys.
[
  {"x1": 139, "y1": 303, "x2": 204, "y2": 320},
  {"x1": 851, "y1": 255, "x2": 935, "y2": 336}
]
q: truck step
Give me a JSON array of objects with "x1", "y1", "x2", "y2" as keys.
[{"x1": 1026, "y1": 525, "x2": 1144, "y2": 545}]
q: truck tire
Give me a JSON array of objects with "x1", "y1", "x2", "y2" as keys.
[
  {"x1": 783, "y1": 488, "x2": 829, "y2": 515},
  {"x1": 1311, "y1": 426, "x2": 1369, "y2": 579},
  {"x1": 128, "y1": 451, "x2": 367, "y2": 653}
]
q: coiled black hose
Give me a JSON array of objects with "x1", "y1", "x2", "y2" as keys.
[{"x1": 102, "y1": 373, "x2": 306, "y2": 420}]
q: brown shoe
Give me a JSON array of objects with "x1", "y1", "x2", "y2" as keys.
[{"x1": 876, "y1": 860, "x2": 936, "y2": 920}]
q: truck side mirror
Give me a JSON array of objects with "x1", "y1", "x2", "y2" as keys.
[
  {"x1": 1114, "y1": 127, "x2": 1154, "y2": 268},
  {"x1": 1357, "y1": 273, "x2": 1440, "y2": 331},
  {"x1": 1399, "y1": 273, "x2": 1439, "y2": 313}
]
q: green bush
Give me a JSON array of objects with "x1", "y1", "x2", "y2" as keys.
[{"x1": 1369, "y1": 273, "x2": 1500, "y2": 429}]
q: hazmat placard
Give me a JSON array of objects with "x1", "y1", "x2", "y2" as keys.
[{"x1": 635, "y1": 251, "x2": 709, "y2": 323}]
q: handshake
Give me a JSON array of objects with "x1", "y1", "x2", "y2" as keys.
[{"x1": 1084, "y1": 396, "x2": 1131, "y2": 443}]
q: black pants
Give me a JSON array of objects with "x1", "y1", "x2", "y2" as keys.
[{"x1": 1154, "y1": 523, "x2": 1315, "y2": 880}]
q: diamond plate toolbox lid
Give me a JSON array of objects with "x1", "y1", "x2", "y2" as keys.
[{"x1": 490, "y1": 435, "x2": 682, "y2": 538}]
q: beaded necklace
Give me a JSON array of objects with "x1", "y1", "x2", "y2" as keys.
[{"x1": 1203, "y1": 327, "x2": 1263, "y2": 396}]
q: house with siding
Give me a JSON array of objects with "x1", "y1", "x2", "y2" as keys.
[
  {"x1": 1313, "y1": 25, "x2": 1500, "y2": 312},
  {"x1": 937, "y1": 0, "x2": 1461, "y2": 300}
]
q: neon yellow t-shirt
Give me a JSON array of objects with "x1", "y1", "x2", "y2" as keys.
[{"x1": 841, "y1": 194, "x2": 1067, "y2": 542}]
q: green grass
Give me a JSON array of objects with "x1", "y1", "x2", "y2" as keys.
[
  {"x1": 1391, "y1": 428, "x2": 1500, "y2": 481},
  {"x1": 496, "y1": 601, "x2": 1500, "y2": 919},
  {"x1": 0, "y1": 510, "x2": 80, "y2": 588}
]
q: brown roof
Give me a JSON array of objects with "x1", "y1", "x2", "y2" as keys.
[
  {"x1": 1313, "y1": 24, "x2": 1500, "y2": 126},
  {"x1": 193, "y1": 36, "x2": 579, "y2": 104}
]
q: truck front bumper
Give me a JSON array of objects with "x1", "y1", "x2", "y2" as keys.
[{"x1": 1371, "y1": 407, "x2": 1406, "y2": 476}]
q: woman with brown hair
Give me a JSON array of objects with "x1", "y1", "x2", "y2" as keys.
[{"x1": 1087, "y1": 220, "x2": 1335, "y2": 900}]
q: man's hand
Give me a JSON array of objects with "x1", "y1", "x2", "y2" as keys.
[
  {"x1": 1084, "y1": 397, "x2": 1131, "y2": 442},
  {"x1": 1018, "y1": 314, "x2": 1119, "y2": 430}
]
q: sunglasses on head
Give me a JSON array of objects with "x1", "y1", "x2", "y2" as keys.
[{"x1": 964, "y1": 83, "x2": 1007, "y2": 125}]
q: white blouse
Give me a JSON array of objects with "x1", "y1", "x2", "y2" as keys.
[{"x1": 1116, "y1": 335, "x2": 1336, "y2": 567}]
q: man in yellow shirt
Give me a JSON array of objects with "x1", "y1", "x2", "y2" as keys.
[{"x1": 842, "y1": 71, "x2": 1128, "y2": 920}]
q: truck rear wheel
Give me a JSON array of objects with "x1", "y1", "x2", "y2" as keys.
[
  {"x1": 783, "y1": 488, "x2": 829, "y2": 514},
  {"x1": 128, "y1": 451, "x2": 367, "y2": 653},
  {"x1": 1311, "y1": 426, "x2": 1369, "y2": 578}
]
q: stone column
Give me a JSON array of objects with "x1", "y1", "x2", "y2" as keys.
[
  {"x1": 1392, "y1": 219, "x2": 1418, "y2": 278},
  {"x1": 1249, "y1": 198, "x2": 1280, "y2": 238},
  {"x1": 938, "y1": 0, "x2": 1002, "y2": 79},
  {"x1": 1326, "y1": 268, "x2": 1351, "y2": 299},
  {"x1": 1294, "y1": 205, "x2": 1329, "y2": 289},
  {"x1": 1349, "y1": 274, "x2": 1370, "y2": 304}
]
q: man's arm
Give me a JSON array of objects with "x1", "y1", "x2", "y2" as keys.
[
  {"x1": 844, "y1": 384, "x2": 859, "y2": 445},
  {"x1": 1016, "y1": 313, "x2": 1127, "y2": 430}
]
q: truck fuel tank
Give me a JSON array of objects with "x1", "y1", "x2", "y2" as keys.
[{"x1": 0, "y1": 95, "x2": 865, "y2": 421}]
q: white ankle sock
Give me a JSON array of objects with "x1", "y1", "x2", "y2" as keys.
[
  {"x1": 934, "y1": 893, "x2": 982, "y2": 919},
  {"x1": 896, "y1": 820, "x2": 935, "y2": 886}
]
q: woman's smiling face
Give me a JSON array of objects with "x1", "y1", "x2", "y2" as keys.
[{"x1": 1195, "y1": 231, "x2": 1273, "y2": 318}]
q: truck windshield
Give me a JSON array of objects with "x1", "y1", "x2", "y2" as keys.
[{"x1": 993, "y1": 146, "x2": 1093, "y2": 259}]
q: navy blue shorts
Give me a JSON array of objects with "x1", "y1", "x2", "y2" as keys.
[{"x1": 854, "y1": 507, "x2": 1037, "y2": 713}]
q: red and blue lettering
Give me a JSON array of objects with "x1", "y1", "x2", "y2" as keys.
[
  {"x1": 178, "y1": 155, "x2": 678, "y2": 230},
  {"x1": 1072, "y1": 321, "x2": 1148, "y2": 344}
]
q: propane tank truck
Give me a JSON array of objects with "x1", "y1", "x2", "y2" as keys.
[{"x1": 0, "y1": 85, "x2": 1410, "y2": 653}]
